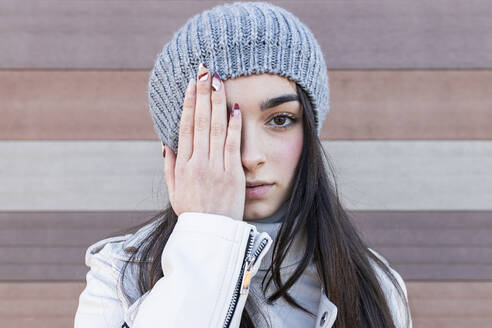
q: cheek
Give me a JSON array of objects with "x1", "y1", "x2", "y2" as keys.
[{"x1": 271, "y1": 132, "x2": 303, "y2": 177}]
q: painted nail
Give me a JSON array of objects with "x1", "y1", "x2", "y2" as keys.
[
  {"x1": 162, "y1": 146, "x2": 166, "y2": 158},
  {"x1": 198, "y1": 63, "x2": 209, "y2": 81},
  {"x1": 212, "y1": 72, "x2": 222, "y2": 91},
  {"x1": 232, "y1": 103, "x2": 240, "y2": 117},
  {"x1": 198, "y1": 72, "x2": 208, "y2": 81}
]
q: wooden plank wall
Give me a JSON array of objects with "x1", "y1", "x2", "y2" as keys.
[{"x1": 1, "y1": 1, "x2": 491, "y2": 326}]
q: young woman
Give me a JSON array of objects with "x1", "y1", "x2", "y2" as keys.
[{"x1": 74, "y1": 2, "x2": 412, "y2": 327}]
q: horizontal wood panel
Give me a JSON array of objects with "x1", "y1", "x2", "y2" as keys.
[
  {"x1": 0, "y1": 282, "x2": 83, "y2": 327},
  {"x1": 1, "y1": 141, "x2": 490, "y2": 211},
  {"x1": 0, "y1": 211, "x2": 491, "y2": 280},
  {"x1": 326, "y1": 70, "x2": 492, "y2": 140},
  {"x1": 355, "y1": 211, "x2": 492, "y2": 280},
  {"x1": 1, "y1": 1, "x2": 492, "y2": 69},
  {"x1": 0, "y1": 141, "x2": 164, "y2": 211},
  {"x1": 1, "y1": 282, "x2": 491, "y2": 328},
  {"x1": 1, "y1": 70, "x2": 492, "y2": 140},
  {"x1": 407, "y1": 282, "x2": 492, "y2": 328},
  {"x1": 0, "y1": 71, "x2": 151, "y2": 140}
]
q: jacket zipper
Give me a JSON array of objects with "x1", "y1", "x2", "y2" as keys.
[{"x1": 222, "y1": 228, "x2": 270, "y2": 328}]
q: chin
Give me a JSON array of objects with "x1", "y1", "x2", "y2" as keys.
[{"x1": 243, "y1": 201, "x2": 275, "y2": 221}]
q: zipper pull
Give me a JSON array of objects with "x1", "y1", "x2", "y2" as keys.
[{"x1": 240, "y1": 256, "x2": 255, "y2": 295}]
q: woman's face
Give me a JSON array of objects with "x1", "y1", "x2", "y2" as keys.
[{"x1": 223, "y1": 73, "x2": 304, "y2": 221}]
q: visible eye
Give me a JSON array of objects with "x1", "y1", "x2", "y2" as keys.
[{"x1": 267, "y1": 113, "x2": 298, "y2": 130}]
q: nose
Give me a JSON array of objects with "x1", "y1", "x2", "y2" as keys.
[{"x1": 240, "y1": 125, "x2": 265, "y2": 173}]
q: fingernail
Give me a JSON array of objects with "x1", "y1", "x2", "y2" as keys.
[
  {"x1": 198, "y1": 63, "x2": 209, "y2": 81},
  {"x1": 162, "y1": 146, "x2": 166, "y2": 158},
  {"x1": 212, "y1": 72, "x2": 222, "y2": 92},
  {"x1": 232, "y1": 103, "x2": 240, "y2": 118}
]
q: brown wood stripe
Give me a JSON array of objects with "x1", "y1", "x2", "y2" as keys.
[
  {"x1": 1, "y1": 70, "x2": 491, "y2": 140},
  {"x1": 407, "y1": 282, "x2": 492, "y2": 328},
  {"x1": 1, "y1": 1, "x2": 492, "y2": 69},
  {"x1": 0, "y1": 211, "x2": 491, "y2": 281},
  {"x1": 0, "y1": 282, "x2": 491, "y2": 327},
  {"x1": 0, "y1": 71, "x2": 151, "y2": 140},
  {"x1": 0, "y1": 282, "x2": 83, "y2": 327},
  {"x1": 325, "y1": 70, "x2": 492, "y2": 140}
]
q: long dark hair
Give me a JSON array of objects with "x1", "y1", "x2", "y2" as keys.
[{"x1": 116, "y1": 83, "x2": 411, "y2": 327}]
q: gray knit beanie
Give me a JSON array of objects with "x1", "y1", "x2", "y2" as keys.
[{"x1": 148, "y1": 1, "x2": 330, "y2": 154}]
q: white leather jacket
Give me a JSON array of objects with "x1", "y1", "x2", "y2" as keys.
[{"x1": 74, "y1": 212, "x2": 411, "y2": 327}]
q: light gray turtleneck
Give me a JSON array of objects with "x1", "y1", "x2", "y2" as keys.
[{"x1": 244, "y1": 202, "x2": 322, "y2": 327}]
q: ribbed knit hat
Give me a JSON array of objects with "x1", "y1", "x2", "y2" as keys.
[{"x1": 148, "y1": 1, "x2": 330, "y2": 154}]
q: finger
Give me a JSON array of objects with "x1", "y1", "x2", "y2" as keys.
[
  {"x1": 210, "y1": 72, "x2": 227, "y2": 169},
  {"x1": 193, "y1": 63, "x2": 212, "y2": 159},
  {"x1": 177, "y1": 78, "x2": 196, "y2": 163},
  {"x1": 163, "y1": 144, "x2": 176, "y2": 205},
  {"x1": 224, "y1": 103, "x2": 242, "y2": 172}
]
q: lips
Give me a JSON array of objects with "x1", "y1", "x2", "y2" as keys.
[{"x1": 245, "y1": 183, "x2": 274, "y2": 199}]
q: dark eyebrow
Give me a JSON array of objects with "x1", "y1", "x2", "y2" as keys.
[
  {"x1": 260, "y1": 94, "x2": 299, "y2": 111},
  {"x1": 226, "y1": 94, "x2": 299, "y2": 113}
]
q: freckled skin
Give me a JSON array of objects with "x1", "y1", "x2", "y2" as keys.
[{"x1": 223, "y1": 73, "x2": 304, "y2": 221}]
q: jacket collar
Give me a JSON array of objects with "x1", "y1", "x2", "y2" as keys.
[
  {"x1": 118, "y1": 220, "x2": 160, "y2": 261},
  {"x1": 249, "y1": 220, "x2": 307, "y2": 271},
  {"x1": 247, "y1": 202, "x2": 306, "y2": 270}
]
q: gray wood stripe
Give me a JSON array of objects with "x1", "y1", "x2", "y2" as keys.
[
  {"x1": 1, "y1": 141, "x2": 490, "y2": 211},
  {"x1": 0, "y1": 211, "x2": 491, "y2": 281},
  {"x1": 1, "y1": 1, "x2": 492, "y2": 69}
]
